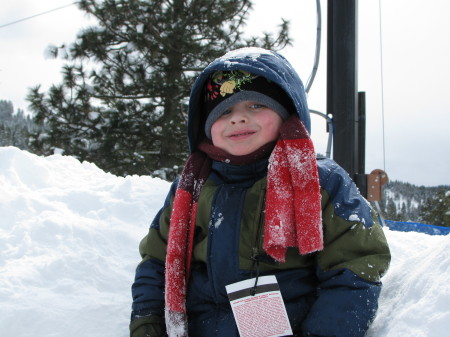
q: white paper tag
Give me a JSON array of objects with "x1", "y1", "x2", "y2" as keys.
[{"x1": 225, "y1": 275, "x2": 293, "y2": 337}]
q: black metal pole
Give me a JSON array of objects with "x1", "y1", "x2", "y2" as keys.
[
  {"x1": 355, "y1": 91, "x2": 367, "y2": 196},
  {"x1": 327, "y1": 0, "x2": 359, "y2": 181}
]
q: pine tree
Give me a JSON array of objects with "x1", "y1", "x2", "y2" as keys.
[
  {"x1": 0, "y1": 100, "x2": 39, "y2": 150},
  {"x1": 27, "y1": 0, "x2": 291, "y2": 178},
  {"x1": 399, "y1": 202, "x2": 407, "y2": 221},
  {"x1": 385, "y1": 197, "x2": 398, "y2": 221},
  {"x1": 419, "y1": 190, "x2": 450, "y2": 227},
  {"x1": 381, "y1": 180, "x2": 449, "y2": 222}
]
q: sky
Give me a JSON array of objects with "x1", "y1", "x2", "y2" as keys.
[
  {"x1": 1, "y1": 0, "x2": 450, "y2": 187},
  {"x1": 0, "y1": 146, "x2": 449, "y2": 336}
]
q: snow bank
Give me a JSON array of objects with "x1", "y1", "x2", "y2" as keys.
[
  {"x1": 367, "y1": 229, "x2": 449, "y2": 337},
  {"x1": 0, "y1": 147, "x2": 448, "y2": 337},
  {"x1": 0, "y1": 147, "x2": 169, "y2": 337}
]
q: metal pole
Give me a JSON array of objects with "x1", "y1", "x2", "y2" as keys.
[
  {"x1": 355, "y1": 91, "x2": 367, "y2": 196},
  {"x1": 327, "y1": 0, "x2": 359, "y2": 181}
]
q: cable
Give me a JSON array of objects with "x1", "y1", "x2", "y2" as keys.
[
  {"x1": 310, "y1": 109, "x2": 333, "y2": 158},
  {"x1": 378, "y1": 0, "x2": 387, "y2": 172},
  {"x1": 0, "y1": 2, "x2": 76, "y2": 29},
  {"x1": 306, "y1": 1, "x2": 331, "y2": 159},
  {"x1": 305, "y1": 0, "x2": 322, "y2": 93}
]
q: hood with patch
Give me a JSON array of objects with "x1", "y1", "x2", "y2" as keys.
[{"x1": 187, "y1": 47, "x2": 310, "y2": 153}]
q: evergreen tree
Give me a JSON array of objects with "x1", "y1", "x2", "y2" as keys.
[
  {"x1": 399, "y1": 202, "x2": 407, "y2": 221},
  {"x1": 27, "y1": 0, "x2": 291, "y2": 178},
  {"x1": 380, "y1": 180, "x2": 448, "y2": 222},
  {"x1": 419, "y1": 190, "x2": 450, "y2": 227},
  {"x1": 385, "y1": 197, "x2": 398, "y2": 221},
  {"x1": 0, "y1": 100, "x2": 14, "y2": 125},
  {"x1": 0, "y1": 100, "x2": 39, "y2": 150}
]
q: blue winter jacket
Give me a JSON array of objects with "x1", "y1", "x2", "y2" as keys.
[{"x1": 130, "y1": 48, "x2": 391, "y2": 337}]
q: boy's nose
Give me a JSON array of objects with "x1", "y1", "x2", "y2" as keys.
[{"x1": 229, "y1": 110, "x2": 248, "y2": 124}]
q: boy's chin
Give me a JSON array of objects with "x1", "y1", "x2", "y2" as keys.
[
  {"x1": 217, "y1": 141, "x2": 276, "y2": 157},
  {"x1": 217, "y1": 145, "x2": 257, "y2": 156}
]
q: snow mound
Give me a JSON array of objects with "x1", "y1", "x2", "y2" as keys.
[{"x1": 0, "y1": 147, "x2": 169, "y2": 337}]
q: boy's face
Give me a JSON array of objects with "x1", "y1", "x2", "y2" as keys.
[{"x1": 210, "y1": 100, "x2": 283, "y2": 156}]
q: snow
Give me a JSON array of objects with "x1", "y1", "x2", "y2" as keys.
[
  {"x1": 220, "y1": 47, "x2": 274, "y2": 61},
  {"x1": 213, "y1": 213, "x2": 224, "y2": 229},
  {"x1": 0, "y1": 146, "x2": 449, "y2": 337}
]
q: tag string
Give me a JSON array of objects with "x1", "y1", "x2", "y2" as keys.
[{"x1": 250, "y1": 259, "x2": 260, "y2": 296}]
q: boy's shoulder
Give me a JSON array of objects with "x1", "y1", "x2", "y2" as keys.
[
  {"x1": 316, "y1": 156, "x2": 358, "y2": 197},
  {"x1": 316, "y1": 156, "x2": 343, "y2": 184},
  {"x1": 316, "y1": 156, "x2": 374, "y2": 227}
]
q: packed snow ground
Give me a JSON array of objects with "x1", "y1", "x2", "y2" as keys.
[{"x1": 1, "y1": 146, "x2": 449, "y2": 337}]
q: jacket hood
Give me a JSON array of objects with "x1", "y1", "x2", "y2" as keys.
[{"x1": 187, "y1": 47, "x2": 310, "y2": 153}]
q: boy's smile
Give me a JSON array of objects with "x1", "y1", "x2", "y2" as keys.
[
  {"x1": 210, "y1": 100, "x2": 283, "y2": 156},
  {"x1": 226, "y1": 129, "x2": 257, "y2": 139}
]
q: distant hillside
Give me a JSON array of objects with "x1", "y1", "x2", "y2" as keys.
[{"x1": 380, "y1": 180, "x2": 450, "y2": 225}]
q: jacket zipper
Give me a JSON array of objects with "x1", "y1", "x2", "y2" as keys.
[{"x1": 251, "y1": 191, "x2": 266, "y2": 276}]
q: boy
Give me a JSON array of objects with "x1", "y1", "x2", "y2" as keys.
[{"x1": 130, "y1": 48, "x2": 391, "y2": 337}]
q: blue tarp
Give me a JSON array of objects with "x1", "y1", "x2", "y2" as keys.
[{"x1": 384, "y1": 220, "x2": 450, "y2": 236}]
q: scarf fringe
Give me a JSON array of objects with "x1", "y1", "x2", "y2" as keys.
[{"x1": 165, "y1": 309, "x2": 188, "y2": 337}]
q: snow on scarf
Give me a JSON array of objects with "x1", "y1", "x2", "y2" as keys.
[
  {"x1": 264, "y1": 115, "x2": 323, "y2": 260},
  {"x1": 164, "y1": 116, "x2": 323, "y2": 336}
]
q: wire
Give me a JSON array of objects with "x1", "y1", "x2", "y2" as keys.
[
  {"x1": 0, "y1": 2, "x2": 76, "y2": 29},
  {"x1": 305, "y1": 0, "x2": 322, "y2": 94},
  {"x1": 306, "y1": 1, "x2": 331, "y2": 159},
  {"x1": 310, "y1": 109, "x2": 333, "y2": 158},
  {"x1": 378, "y1": 0, "x2": 387, "y2": 172}
]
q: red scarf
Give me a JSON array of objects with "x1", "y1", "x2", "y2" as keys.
[{"x1": 165, "y1": 116, "x2": 323, "y2": 336}]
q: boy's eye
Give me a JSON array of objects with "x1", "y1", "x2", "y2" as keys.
[
  {"x1": 221, "y1": 108, "x2": 232, "y2": 115},
  {"x1": 250, "y1": 103, "x2": 265, "y2": 109}
]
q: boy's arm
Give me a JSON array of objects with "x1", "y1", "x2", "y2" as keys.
[
  {"x1": 130, "y1": 180, "x2": 178, "y2": 337},
  {"x1": 302, "y1": 160, "x2": 391, "y2": 337}
]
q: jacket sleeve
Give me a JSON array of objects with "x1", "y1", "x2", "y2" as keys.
[
  {"x1": 302, "y1": 159, "x2": 391, "y2": 337},
  {"x1": 130, "y1": 180, "x2": 179, "y2": 324}
]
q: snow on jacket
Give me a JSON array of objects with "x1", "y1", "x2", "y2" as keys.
[{"x1": 130, "y1": 48, "x2": 391, "y2": 337}]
